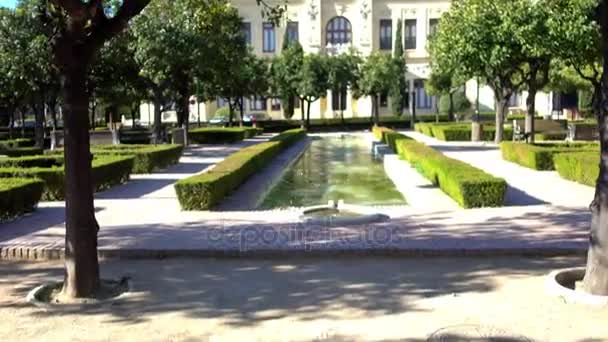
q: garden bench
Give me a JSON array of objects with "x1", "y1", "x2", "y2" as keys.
[
  {"x1": 568, "y1": 123, "x2": 599, "y2": 141},
  {"x1": 512, "y1": 119, "x2": 567, "y2": 141}
]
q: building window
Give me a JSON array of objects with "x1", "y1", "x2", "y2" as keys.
[
  {"x1": 271, "y1": 98, "x2": 281, "y2": 111},
  {"x1": 414, "y1": 80, "x2": 433, "y2": 109},
  {"x1": 428, "y1": 18, "x2": 439, "y2": 37},
  {"x1": 217, "y1": 97, "x2": 229, "y2": 108},
  {"x1": 379, "y1": 19, "x2": 392, "y2": 50},
  {"x1": 508, "y1": 92, "x2": 520, "y2": 107},
  {"x1": 286, "y1": 21, "x2": 299, "y2": 44},
  {"x1": 251, "y1": 96, "x2": 267, "y2": 111},
  {"x1": 332, "y1": 89, "x2": 347, "y2": 111},
  {"x1": 263, "y1": 22, "x2": 276, "y2": 52},
  {"x1": 404, "y1": 19, "x2": 417, "y2": 49},
  {"x1": 241, "y1": 22, "x2": 251, "y2": 45},
  {"x1": 326, "y1": 16, "x2": 352, "y2": 45},
  {"x1": 380, "y1": 93, "x2": 389, "y2": 108}
]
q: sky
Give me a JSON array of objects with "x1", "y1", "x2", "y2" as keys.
[{"x1": 0, "y1": 0, "x2": 15, "y2": 8}]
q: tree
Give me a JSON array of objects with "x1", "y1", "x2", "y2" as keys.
[
  {"x1": 430, "y1": 0, "x2": 530, "y2": 143},
  {"x1": 426, "y1": 70, "x2": 464, "y2": 122},
  {"x1": 0, "y1": 8, "x2": 26, "y2": 139},
  {"x1": 327, "y1": 49, "x2": 362, "y2": 125},
  {"x1": 271, "y1": 41, "x2": 304, "y2": 122},
  {"x1": 389, "y1": 19, "x2": 407, "y2": 117},
  {"x1": 513, "y1": 0, "x2": 553, "y2": 143},
  {"x1": 358, "y1": 52, "x2": 399, "y2": 125},
  {"x1": 297, "y1": 54, "x2": 329, "y2": 129}
]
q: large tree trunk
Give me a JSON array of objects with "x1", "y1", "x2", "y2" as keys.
[
  {"x1": 306, "y1": 99, "x2": 312, "y2": 129},
  {"x1": 49, "y1": 98, "x2": 58, "y2": 131},
  {"x1": 153, "y1": 94, "x2": 163, "y2": 143},
  {"x1": 61, "y1": 65, "x2": 100, "y2": 298},
  {"x1": 239, "y1": 99, "x2": 245, "y2": 127},
  {"x1": 525, "y1": 86, "x2": 537, "y2": 144},
  {"x1": 19, "y1": 106, "x2": 26, "y2": 138},
  {"x1": 494, "y1": 96, "x2": 509, "y2": 144},
  {"x1": 8, "y1": 105, "x2": 14, "y2": 139},
  {"x1": 33, "y1": 95, "x2": 45, "y2": 149},
  {"x1": 448, "y1": 92, "x2": 455, "y2": 122},
  {"x1": 300, "y1": 98, "x2": 305, "y2": 129},
  {"x1": 583, "y1": 0, "x2": 608, "y2": 294}
]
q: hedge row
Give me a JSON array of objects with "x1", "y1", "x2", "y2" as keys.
[
  {"x1": 175, "y1": 129, "x2": 306, "y2": 210},
  {"x1": 554, "y1": 152, "x2": 598, "y2": 186},
  {"x1": 372, "y1": 126, "x2": 413, "y2": 151},
  {"x1": 0, "y1": 155, "x2": 134, "y2": 200},
  {"x1": 394, "y1": 139, "x2": 507, "y2": 208},
  {"x1": 0, "y1": 178, "x2": 44, "y2": 222},
  {"x1": 91, "y1": 144, "x2": 184, "y2": 174},
  {"x1": 415, "y1": 123, "x2": 513, "y2": 141},
  {"x1": 534, "y1": 131, "x2": 568, "y2": 141},
  {"x1": 188, "y1": 127, "x2": 263, "y2": 144},
  {"x1": 500, "y1": 142, "x2": 598, "y2": 170}
]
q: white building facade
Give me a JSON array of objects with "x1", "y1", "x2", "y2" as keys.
[{"x1": 138, "y1": 0, "x2": 565, "y2": 125}]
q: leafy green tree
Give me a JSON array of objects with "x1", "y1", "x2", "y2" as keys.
[
  {"x1": 0, "y1": 7, "x2": 26, "y2": 138},
  {"x1": 426, "y1": 70, "x2": 465, "y2": 121},
  {"x1": 297, "y1": 54, "x2": 329, "y2": 129},
  {"x1": 389, "y1": 19, "x2": 407, "y2": 116},
  {"x1": 327, "y1": 49, "x2": 362, "y2": 125},
  {"x1": 271, "y1": 41, "x2": 304, "y2": 120},
  {"x1": 358, "y1": 52, "x2": 399, "y2": 125},
  {"x1": 430, "y1": 0, "x2": 530, "y2": 143},
  {"x1": 33, "y1": 0, "x2": 284, "y2": 299}
]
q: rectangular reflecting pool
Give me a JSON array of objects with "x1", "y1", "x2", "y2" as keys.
[{"x1": 258, "y1": 135, "x2": 406, "y2": 209}]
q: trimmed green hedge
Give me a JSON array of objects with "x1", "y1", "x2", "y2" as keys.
[
  {"x1": 175, "y1": 129, "x2": 306, "y2": 210},
  {"x1": 0, "y1": 155, "x2": 134, "y2": 200},
  {"x1": 0, "y1": 146, "x2": 44, "y2": 157},
  {"x1": 372, "y1": 126, "x2": 413, "y2": 151},
  {"x1": 554, "y1": 152, "x2": 598, "y2": 186},
  {"x1": 189, "y1": 127, "x2": 262, "y2": 144},
  {"x1": 0, "y1": 138, "x2": 35, "y2": 148},
  {"x1": 501, "y1": 142, "x2": 598, "y2": 170},
  {"x1": 91, "y1": 144, "x2": 184, "y2": 174},
  {"x1": 534, "y1": 131, "x2": 568, "y2": 141},
  {"x1": 0, "y1": 178, "x2": 44, "y2": 221},
  {"x1": 416, "y1": 123, "x2": 513, "y2": 141},
  {"x1": 394, "y1": 139, "x2": 507, "y2": 208}
]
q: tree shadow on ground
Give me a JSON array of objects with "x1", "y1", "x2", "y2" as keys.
[{"x1": 0, "y1": 256, "x2": 581, "y2": 330}]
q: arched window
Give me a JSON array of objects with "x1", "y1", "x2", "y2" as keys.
[{"x1": 326, "y1": 16, "x2": 352, "y2": 45}]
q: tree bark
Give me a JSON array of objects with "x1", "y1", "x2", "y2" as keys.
[
  {"x1": 33, "y1": 93, "x2": 46, "y2": 149},
  {"x1": 306, "y1": 99, "x2": 312, "y2": 130},
  {"x1": 448, "y1": 92, "x2": 455, "y2": 122},
  {"x1": 153, "y1": 94, "x2": 163, "y2": 143},
  {"x1": 373, "y1": 95, "x2": 380, "y2": 126},
  {"x1": 8, "y1": 105, "x2": 14, "y2": 139},
  {"x1": 582, "y1": 0, "x2": 608, "y2": 295},
  {"x1": 494, "y1": 97, "x2": 509, "y2": 144},
  {"x1": 525, "y1": 86, "x2": 537, "y2": 144},
  {"x1": 19, "y1": 107, "x2": 26, "y2": 138},
  {"x1": 300, "y1": 98, "x2": 305, "y2": 129},
  {"x1": 239, "y1": 99, "x2": 245, "y2": 128},
  {"x1": 61, "y1": 65, "x2": 100, "y2": 298}
]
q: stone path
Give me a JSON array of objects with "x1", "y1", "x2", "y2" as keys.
[
  {"x1": 0, "y1": 132, "x2": 593, "y2": 259},
  {"x1": 404, "y1": 131, "x2": 595, "y2": 208}
]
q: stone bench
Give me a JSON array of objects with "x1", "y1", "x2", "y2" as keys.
[{"x1": 512, "y1": 119, "x2": 568, "y2": 141}]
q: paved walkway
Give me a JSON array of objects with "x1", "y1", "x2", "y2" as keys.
[
  {"x1": 0, "y1": 132, "x2": 593, "y2": 259},
  {"x1": 404, "y1": 131, "x2": 595, "y2": 208},
  {"x1": 2, "y1": 256, "x2": 608, "y2": 341}
]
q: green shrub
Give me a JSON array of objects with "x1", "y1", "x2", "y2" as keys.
[
  {"x1": 0, "y1": 155, "x2": 133, "y2": 200},
  {"x1": 423, "y1": 123, "x2": 513, "y2": 142},
  {"x1": 534, "y1": 131, "x2": 568, "y2": 141},
  {"x1": 91, "y1": 144, "x2": 184, "y2": 173},
  {"x1": 175, "y1": 129, "x2": 307, "y2": 210},
  {"x1": 0, "y1": 178, "x2": 44, "y2": 221},
  {"x1": 0, "y1": 138, "x2": 35, "y2": 148},
  {"x1": 214, "y1": 106, "x2": 231, "y2": 118},
  {"x1": 373, "y1": 126, "x2": 412, "y2": 151},
  {"x1": 119, "y1": 128, "x2": 152, "y2": 145},
  {"x1": 0, "y1": 155, "x2": 63, "y2": 168},
  {"x1": 501, "y1": 142, "x2": 599, "y2": 170},
  {"x1": 396, "y1": 139, "x2": 506, "y2": 208},
  {"x1": 0, "y1": 146, "x2": 44, "y2": 157},
  {"x1": 554, "y1": 152, "x2": 598, "y2": 186},
  {"x1": 244, "y1": 127, "x2": 264, "y2": 138},
  {"x1": 189, "y1": 127, "x2": 249, "y2": 144},
  {"x1": 414, "y1": 123, "x2": 435, "y2": 137},
  {"x1": 438, "y1": 91, "x2": 471, "y2": 114}
]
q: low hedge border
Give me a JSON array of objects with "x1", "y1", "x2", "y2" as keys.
[
  {"x1": 0, "y1": 178, "x2": 44, "y2": 222},
  {"x1": 0, "y1": 155, "x2": 134, "y2": 200},
  {"x1": 175, "y1": 129, "x2": 306, "y2": 210},
  {"x1": 534, "y1": 131, "x2": 568, "y2": 141},
  {"x1": 372, "y1": 126, "x2": 413, "y2": 151},
  {"x1": 554, "y1": 152, "x2": 598, "y2": 186},
  {"x1": 189, "y1": 127, "x2": 262, "y2": 144},
  {"x1": 501, "y1": 142, "x2": 598, "y2": 170},
  {"x1": 91, "y1": 144, "x2": 184, "y2": 174},
  {"x1": 416, "y1": 123, "x2": 513, "y2": 141},
  {"x1": 394, "y1": 139, "x2": 506, "y2": 208}
]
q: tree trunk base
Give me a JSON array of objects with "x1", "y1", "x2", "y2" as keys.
[{"x1": 471, "y1": 122, "x2": 483, "y2": 142}]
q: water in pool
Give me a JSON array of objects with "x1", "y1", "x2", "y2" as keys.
[{"x1": 258, "y1": 135, "x2": 406, "y2": 209}]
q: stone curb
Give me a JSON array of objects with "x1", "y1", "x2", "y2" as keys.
[
  {"x1": 546, "y1": 267, "x2": 608, "y2": 307},
  {"x1": 0, "y1": 246, "x2": 586, "y2": 261}
]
